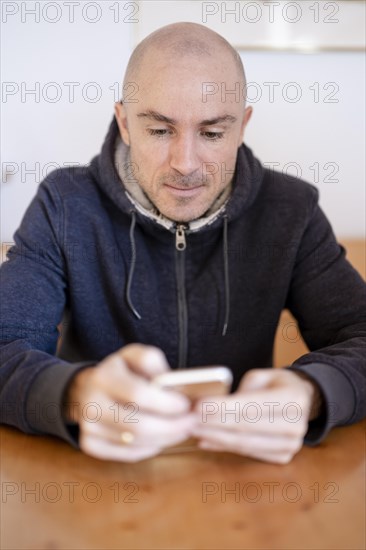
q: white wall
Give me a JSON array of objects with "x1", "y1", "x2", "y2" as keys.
[
  {"x1": 241, "y1": 50, "x2": 365, "y2": 238},
  {"x1": 1, "y1": 1, "x2": 134, "y2": 243},
  {"x1": 1, "y1": 1, "x2": 365, "y2": 243}
]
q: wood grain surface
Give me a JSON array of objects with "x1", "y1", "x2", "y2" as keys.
[{"x1": 1, "y1": 419, "x2": 365, "y2": 550}]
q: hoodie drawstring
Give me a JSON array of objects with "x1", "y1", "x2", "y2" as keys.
[
  {"x1": 126, "y1": 211, "x2": 142, "y2": 320},
  {"x1": 125, "y1": 210, "x2": 230, "y2": 333},
  {"x1": 222, "y1": 215, "x2": 230, "y2": 336}
]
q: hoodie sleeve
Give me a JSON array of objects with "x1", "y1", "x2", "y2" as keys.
[
  {"x1": 285, "y1": 189, "x2": 366, "y2": 444},
  {"x1": 0, "y1": 175, "x2": 94, "y2": 445}
]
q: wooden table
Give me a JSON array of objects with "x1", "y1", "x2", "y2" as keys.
[{"x1": 1, "y1": 420, "x2": 365, "y2": 549}]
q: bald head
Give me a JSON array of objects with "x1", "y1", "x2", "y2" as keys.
[{"x1": 123, "y1": 22, "x2": 246, "y2": 102}]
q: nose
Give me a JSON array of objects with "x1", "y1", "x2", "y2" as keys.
[{"x1": 169, "y1": 133, "x2": 201, "y2": 176}]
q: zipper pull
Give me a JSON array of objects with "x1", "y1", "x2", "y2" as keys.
[{"x1": 175, "y1": 224, "x2": 187, "y2": 251}]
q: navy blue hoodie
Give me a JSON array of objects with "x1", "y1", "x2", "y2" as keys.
[{"x1": 1, "y1": 117, "x2": 365, "y2": 446}]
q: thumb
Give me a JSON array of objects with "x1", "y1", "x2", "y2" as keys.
[
  {"x1": 239, "y1": 369, "x2": 277, "y2": 392},
  {"x1": 118, "y1": 344, "x2": 171, "y2": 380}
]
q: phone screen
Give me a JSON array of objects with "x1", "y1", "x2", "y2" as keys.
[
  {"x1": 153, "y1": 366, "x2": 233, "y2": 400},
  {"x1": 153, "y1": 366, "x2": 232, "y2": 454}
]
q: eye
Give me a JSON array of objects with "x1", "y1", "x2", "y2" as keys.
[
  {"x1": 147, "y1": 129, "x2": 171, "y2": 137},
  {"x1": 202, "y1": 131, "x2": 224, "y2": 141}
]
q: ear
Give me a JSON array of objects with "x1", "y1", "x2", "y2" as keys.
[
  {"x1": 238, "y1": 106, "x2": 253, "y2": 146},
  {"x1": 114, "y1": 101, "x2": 130, "y2": 146}
]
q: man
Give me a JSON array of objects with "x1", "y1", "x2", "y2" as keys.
[{"x1": 1, "y1": 23, "x2": 365, "y2": 464}]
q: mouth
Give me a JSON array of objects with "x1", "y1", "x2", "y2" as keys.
[{"x1": 163, "y1": 184, "x2": 205, "y2": 198}]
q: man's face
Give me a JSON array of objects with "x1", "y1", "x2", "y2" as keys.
[{"x1": 115, "y1": 54, "x2": 252, "y2": 222}]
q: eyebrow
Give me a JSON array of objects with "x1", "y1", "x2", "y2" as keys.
[{"x1": 137, "y1": 110, "x2": 237, "y2": 126}]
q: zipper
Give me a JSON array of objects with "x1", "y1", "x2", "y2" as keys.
[
  {"x1": 175, "y1": 224, "x2": 188, "y2": 368},
  {"x1": 175, "y1": 224, "x2": 187, "y2": 251}
]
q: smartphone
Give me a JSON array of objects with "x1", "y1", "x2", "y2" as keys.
[{"x1": 153, "y1": 366, "x2": 233, "y2": 400}]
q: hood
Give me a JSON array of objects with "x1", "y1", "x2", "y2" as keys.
[
  {"x1": 88, "y1": 116, "x2": 265, "y2": 335},
  {"x1": 89, "y1": 116, "x2": 264, "y2": 232}
]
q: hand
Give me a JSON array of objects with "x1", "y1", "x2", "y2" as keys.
[
  {"x1": 191, "y1": 369, "x2": 320, "y2": 464},
  {"x1": 63, "y1": 344, "x2": 197, "y2": 462}
]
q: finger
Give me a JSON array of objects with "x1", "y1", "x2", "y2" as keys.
[
  {"x1": 193, "y1": 395, "x2": 308, "y2": 436},
  {"x1": 238, "y1": 369, "x2": 278, "y2": 391},
  {"x1": 80, "y1": 434, "x2": 162, "y2": 463},
  {"x1": 96, "y1": 356, "x2": 192, "y2": 416},
  {"x1": 86, "y1": 425, "x2": 194, "y2": 450},
  {"x1": 197, "y1": 440, "x2": 298, "y2": 465},
  {"x1": 118, "y1": 344, "x2": 171, "y2": 379},
  {"x1": 83, "y1": 409, "x2": 198, "y2": 447},
  {"x1": 195, "y1": 429, "x2": 303, "y2": 463}
]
